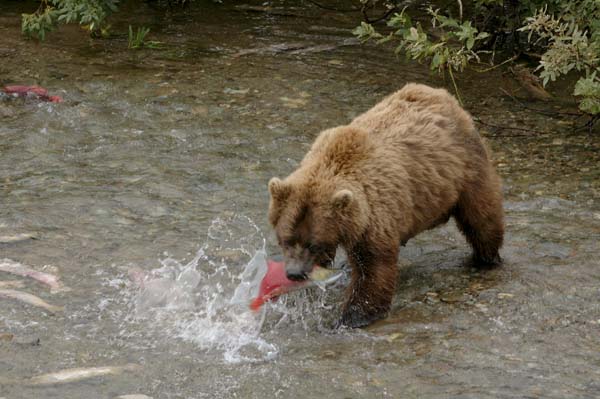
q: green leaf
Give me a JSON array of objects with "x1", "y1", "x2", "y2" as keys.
[
  {"x1": 467, "y1": 37, "x2": 475, "y2": 50},
  {"x1": 353, "y1": 22, "x2": 382, "y2": 42},
  {"x1": 431, "y1": 52, "x2": 444, "y2": 70},
  {"x1": 388, "y1": 9, "x2": 410, "y2": 29},
  {"x1": 579, "y1": 98, "x2": 600, "y2": 114}
]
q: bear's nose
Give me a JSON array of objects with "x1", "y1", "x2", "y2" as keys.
[{"x1": 286, "y1": 270, "x2": 308, "y2": 281}]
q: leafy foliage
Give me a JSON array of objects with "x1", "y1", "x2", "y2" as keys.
[
  {"x1": 520, "y1": 3, "x2": 600, "y2": 114},
  {"x1": 355, "y1": 6, "x2": 490, "y2": 103},
  {"x1": 22, "y1": 0, "x2": 118, "y2": 39},
  {"x1": 128, "y1": 25, "x2": 162, "y2": 49},
  {"x1": 355, "y1": 8, "x2": 490, "y2": 74},
  {"x1": 21, "y1": 5, "x2": 58, "y2": 41},
  {"x1": 574, "y1": 73, "x2": 600, "y2": 115},
  {"x1": 128, "y1": 25, "x2": 148, "y2": 49},
  {"x1": 354, "y1": 0, "x2": 600, "y2": 116}
]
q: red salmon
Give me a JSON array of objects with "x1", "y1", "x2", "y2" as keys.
[
  {"x1": 3, "y1": 85, "x2": 63, "y2": 102},
  {"x1": 250, "y1": 259, "x2": 310, "y2": 311}
]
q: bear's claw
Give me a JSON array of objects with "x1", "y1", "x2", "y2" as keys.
[
  {"x1": 471, "y1": 253, "x2": 502, "y2": 269},
  {"x1": 335, "y1": 305, "x2": 388, "y2": 329}
]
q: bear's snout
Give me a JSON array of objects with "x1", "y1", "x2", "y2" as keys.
[
  {"x1": 284, "y1": 257, "x2": 312, "y2": 281},
  {"x1": 286, "y1": 270, "x2": 308, "y2": 281}
]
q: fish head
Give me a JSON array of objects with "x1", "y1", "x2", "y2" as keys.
[{"x1": 249, "y1": 259, "x2": 309, "y2": 311}]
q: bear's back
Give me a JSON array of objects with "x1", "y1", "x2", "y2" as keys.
[
  {"x1": 300, "y1": 126, "x2": 373, "y2": 177},
  {"x1": 350, "y1": 83, "x2": 476, "y2": 145}
]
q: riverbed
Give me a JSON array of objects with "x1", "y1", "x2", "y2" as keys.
[{"x1": 1, "y1": 1, "x2": 599, "y2": 398}]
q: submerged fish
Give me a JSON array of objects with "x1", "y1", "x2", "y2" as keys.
[
  {"x1": 0, "y1": 233, "x2": 38, "y2": 244},
  {"x1": 27, "y1": 364, "x2": 141, "y2": 385},
  {"x1": 2, "y1": 85, "x2": 63, "y2": 102},
  {"x1": 249, "y1": 259, "x2": 342, "y2": 311},
  {"x1": 0, "y1": 280, "x2": 25, "y2": 289},
  {"x1": 127, "y1": 267, "x2": 147, "y2": 288},
  {"x1": 0, "y1": 259, "x2": 66, "y2": 292},
  {"x1": 0, "y1": 289, "x2": 63, "y2": 314}
]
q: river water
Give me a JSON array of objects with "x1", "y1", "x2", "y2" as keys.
[{"x1": 1, "y1": 1, "x2": 599, "y2": 398}]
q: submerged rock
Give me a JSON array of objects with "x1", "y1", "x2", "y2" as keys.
[
  {"x1": 0, "y1": 333, "x2": 14, "y2": 341},
  {"x1": 534, "y1": 242, "x2": 572, "y2": 259}
]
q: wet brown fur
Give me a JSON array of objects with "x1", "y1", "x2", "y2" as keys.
[{"x1": 268, "y1": 83, "x2": 504, "y2": 328}]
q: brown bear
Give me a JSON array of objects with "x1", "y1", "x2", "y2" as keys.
[{"x1": 267, "y1": 83, "x2": 504, "y2": 328}]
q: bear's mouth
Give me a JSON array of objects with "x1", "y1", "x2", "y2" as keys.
[
  {"x1": 315, "y1": 259, "x2": 333, "y2": 269},
  {"x1": 313, "y1": 249, "x2": 336, "y2": 269},
  {"x1": 278, "y1": 241, "x2": 337, "y2": 279},
  {"x1": 283, "y1": 257, "x2": 313, "y2": 281}
]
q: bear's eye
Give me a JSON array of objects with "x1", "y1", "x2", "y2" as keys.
[
  {"x1": 307, "y1": 243, "x2": 321, "y2": 254},
  {"x1": 281, "y1": 238, "x2": 297, "y2": 247}
]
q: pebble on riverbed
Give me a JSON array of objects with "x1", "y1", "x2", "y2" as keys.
[{"x1": 0, "y1": 333, "x2": 14, "y2": 341}]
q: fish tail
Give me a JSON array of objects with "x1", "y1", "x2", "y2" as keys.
[{"x1": 249, "y1": 297, "x2": 265, "y2": 311}]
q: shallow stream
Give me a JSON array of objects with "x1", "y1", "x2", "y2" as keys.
[{"x1": 1, "y1": 2, "x2": 599, "y2": 398}]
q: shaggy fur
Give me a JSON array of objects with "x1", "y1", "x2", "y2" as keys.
[{"x1": 268, "y1": 83, "x2": 504, "y2": 328}]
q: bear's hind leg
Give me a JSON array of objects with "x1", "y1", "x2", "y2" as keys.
[
  {"x1": 337, "y1": 247, "x2": 398, "y2": 328},
  {"x1": 454, "y1": 169, "x2": 504, "y2": 267}
]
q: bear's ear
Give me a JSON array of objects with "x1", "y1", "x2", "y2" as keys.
[
  {"x1": 268, "y1": 177, "x2": 292, "y2": 202},
  {"x1": 331, "y1": 189, "x2": 353, "y2": 210}
]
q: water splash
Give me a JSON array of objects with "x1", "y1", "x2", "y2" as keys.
[
  {"x1": 127, "y1": 216, "x2": 279, "y2": 363},
  {"x1": 126, "y1": 215, "x2": 349, "y2": 363},
  {"x1": 170, "y1": 248, "x2": 279, "y2": 364}
]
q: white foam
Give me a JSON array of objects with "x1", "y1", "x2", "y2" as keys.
[
  {"x1": 128, "y1": 216, "x2": 278, "y2": 363},
  {"x1": 128, "y1": 215, "x2": 348, "y2": 363}
]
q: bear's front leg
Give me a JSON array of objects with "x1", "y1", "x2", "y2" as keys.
[{"x1": 336, "y1": 246, "x2": 398, "y2": 328}]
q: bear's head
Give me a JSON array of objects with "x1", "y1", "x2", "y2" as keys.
[{"x1": 268, "y1": 174, "x2": 368, "y2": 281}]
